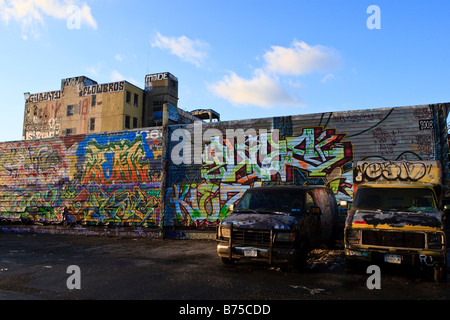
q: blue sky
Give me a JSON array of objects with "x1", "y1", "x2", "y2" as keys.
[{"x1": 0, "y1": 0, "x2": 449, "y2": 142}]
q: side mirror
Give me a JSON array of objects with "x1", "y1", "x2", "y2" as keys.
[
  {"x1": 310, "y1": 206, "x2": 322, "y2": 216},
  {"x1": 443, "y1": 204, "x2": 450, "y2": 215}
]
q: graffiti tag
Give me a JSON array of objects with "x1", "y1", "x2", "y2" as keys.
[{"x1": 354, "y1": 161, "x2": 441, "y2": 183}]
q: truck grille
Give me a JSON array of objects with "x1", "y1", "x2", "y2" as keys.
[
  {"x1": 232, "y1": 228, "x2": 271, "y2": 246},
  {"x1": 362, "y1": 230, "x2": 425, "y2": 249}
]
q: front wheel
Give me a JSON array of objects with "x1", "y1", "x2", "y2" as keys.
[
  {"x1": 433, "y1": 264, "x2": 447, "y2": 282},
  {"x1": 289, "y1": 242, "x2": 308, "y2": 271},
  {"x1": 344, "y1": 257, "x2": 366, "y2": 274}
]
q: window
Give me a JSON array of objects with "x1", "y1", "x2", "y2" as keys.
[
  {"x1": 235, "y1": 188, "x2": 306, "y2": 214},
  {"x1": 353, "y1": 187, "x2": 437, "y2": 211},
  {"x1": 91, "y1": 95, "x2": 96, "y2": 107},
  {"x1": 134, "y1": 93, "x2": 139, "y2": 107},
  {"x1": 125, "y1": 115, "x2": 130, "y2": 129},
  {"x1": 65, "y1": 128, "x2": 73, "y2": 135},
  {"x1": 133, "y1": 117, "x2": 138, "y2": 128},
  {"x1": 126, "y1": 91, "x2": 131, "y2": 104},
  {"x1": 67, "y1": 105, "x2": 74, "y2": 116},
  {"x1": 90, "y1": 118, "x2": 95, "y2": 131}
]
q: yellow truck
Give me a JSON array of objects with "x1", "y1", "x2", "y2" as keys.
[{"x1": 345, "y1": 161, "x2": 448, "y2": 282}]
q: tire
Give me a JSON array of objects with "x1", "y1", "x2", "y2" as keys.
[
  {"x1": 289, "y1": 242, "x2": 308, "y2": 271},
  {"x1": 433, "y1": 264, "x2": 447, "y2": 283},
  {"x1": 345, "y1": 257, "x2": 356, "y2": 273},
  {"x1": 345, "y1": 257, "x2": 365, "y2": 274}
]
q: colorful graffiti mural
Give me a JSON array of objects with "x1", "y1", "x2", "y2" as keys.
[
  {"x1": 200, "y1": 127, "x2": 353, "y2": 184},
  {"x1": 0, "y1": 130, "x2": 163, "y2": 226},
  {"x1": 169, "y1": 126, "x2": 354, "y2": 226},
  {"x1": 0, "y1": 141, "x2": 68, "y2": 187},
  {"x1": 170, "y1": 182, "x2": 253, "y2": 226},
  {"x1": 77, "y1": 132, "x2": 160, "y2": 185},
  {"x1": 65, "y1": 185, "x2": 161, "y2": 226}
]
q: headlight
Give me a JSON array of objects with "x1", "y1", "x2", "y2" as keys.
[
  {"x1": 218, "y1": 226, "x2": 231, "y2": 239},
  {"x1": 276, "y1": 232, "x2": 295, "y2": 242},
  {"x1": 427, "y1": 232, "x2": 444, "y2": 249},
  {"x1": 345, "y1": 228, "x2": 360, "y2": 244}
]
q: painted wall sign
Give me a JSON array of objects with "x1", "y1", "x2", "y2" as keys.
[
  {"x1": 25, "y1": 91, "x2": 61, "y2": 103},
  {"x1": 145, "y1": 72, "x2": 177, "y2": 88},
  {"x1": 146, "y1": 73, "x2": 168, "y2": 82},
  {"x1": 82, "y1": 81, "x2": 125, "y2": 96}
]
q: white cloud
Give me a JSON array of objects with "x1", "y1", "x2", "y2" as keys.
[
  {"x1": 86, "y1": 61, "x2": 104, "y2": 76},
  {"x1": 321, "y1": 73, "x2": 336, "y2": 83},
  {"x1": 209, "y1": 69, "x2": 302, "y2": 108},
  {"x1": 110, "y1": 70, "x2": 123, "y2": 82},
  {"x1": 263, "y1": 40, "x2": 340, "y2": 75},
  {"x1": 288, "y1": 80, "x2": 303, "y2": 89},
  {"x1": 114, "y1": 54, "x2": 125, "y2": 62},
  {"x1": 0, "y1": 0, "x2": 97, "y2": 39},
  {"x1": 76, "y1": 3, "x2": 96, "y2": 29},
  {"x1": 210, "y1": 40, "x2": 341, "y2": 108},
  {"x1": 151, "y1": 32, "x2": 209, "y2": 67},
  {"x1": 110, "y1": 70, "x2": 138, "y2": 86}
]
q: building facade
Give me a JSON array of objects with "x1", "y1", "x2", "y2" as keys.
[
  {"x1": 143, "y1": 72, "x2": 179, "y2": 127},
  {"x1": 22, "y1": 72, "x2": 179, "y2": 140}
]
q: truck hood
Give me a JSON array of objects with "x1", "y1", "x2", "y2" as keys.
[
  {"x1": 220, "y1": 213, "x2": 298, "y2": 230},
  {"x1": 351, "y1": 209, "x2": 443, "y2": 229}
]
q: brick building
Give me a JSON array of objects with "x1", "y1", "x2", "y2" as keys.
[{"x1": 22, "y1": 72, "x2": 180, "y2": 140}]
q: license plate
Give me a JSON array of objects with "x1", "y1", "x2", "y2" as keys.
[
  {"x1": 244, "y1": 249, "x2": 258, "y2": 257},
  {"x1": 347, "y1": 249, "x2": 369, "y2": 257},
  {"x1": 384, "y1": 254, "x2": 401, "y2": 264}
]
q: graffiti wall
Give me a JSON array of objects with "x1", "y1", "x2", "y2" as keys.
[
  {"x1": 165, "y1": 103, "x2": 449, "y2": 227},
  {"x1": 1, "y1": 103, "x2": 449, "y2": 229},
  {"x1": 0, "y1": 128, "x2": 163, "y2": 226}
]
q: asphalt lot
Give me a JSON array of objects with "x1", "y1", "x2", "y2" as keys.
[{"x1": 0, "y1": 230, "x2": 449, "y2": 303}]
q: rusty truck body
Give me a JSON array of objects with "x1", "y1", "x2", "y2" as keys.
[
  {"x1": 216, "y1": 185, "x2": 338, "y2": 270},
  {"x1": 345, "y1": 161, "x2": 448, "y2": 281}
]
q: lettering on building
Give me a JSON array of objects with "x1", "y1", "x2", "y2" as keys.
[
  {"x1": 25, "y1": 91, "x2": 61, "y2": 103},
  {"x1": 62, "y1": 77, "x2": 85, "y2": 87},
  {"x1": 145, "y1": 72, "x2": 177, "y2": 88},
  {"x1": 82, "y1": 81, "x2": 125, "y2": 96}
]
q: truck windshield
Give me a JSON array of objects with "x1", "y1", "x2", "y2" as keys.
[
  {"x1": 353, "y1": 187, "x2": 438, "y2": 212},
  {"x1": 234, "y1": 188, "x2": 304, "y2": 215}
]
